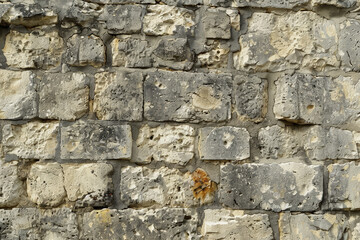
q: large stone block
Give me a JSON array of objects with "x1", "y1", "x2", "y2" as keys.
[
  {"x1": 61, "y1": 121, "x2": 132, "y2": 160},
  {"x1": 94, "y1": 71, "x2": 143, "y2": 121},
  {"x1": 311, "y1": 0, "x2": 357, "y2": 7},
  {"x1": 219, "y1": 163, "x2": 323, "y2": 212},
  {"x1": 39, "y1": 72, "x2": 89, "y2": 120},
  {"x1": 339, "y1": 20, "x2": 360, "y2": 71},
  {"x1": 199, "y1": 126, "x2": 250, "y2": 161},
  {"x1": 81, "y1": 208, "x2": 198, "y2": 240},
  {"x1": 0, "y1": 70, "x2": 37, "y2": 120},
  {"x1": 144, "y1": 71, "x2": 232, "y2": 122},
  {"x1": 3, "y1": 29, "x2": 64, "y2": 69},
  {"x1": 143, "y1": 5, "x2": 195, "y2": 36},
  {"x1": 201, "y1": 8, "x2": 231, "y2": 39},
  {"x1": 0, "y1": 162, "x2": 23, "y2": 207},
  {"x1": 202, "y1": 209, "x2": 273, "y2": 240},
  {"x1": 2, "y1": 122, "x2": 59, "y2": 160}
]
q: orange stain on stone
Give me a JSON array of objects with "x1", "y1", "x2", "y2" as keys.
[{"x1": 191, "y1": 168, "x2": 217, "y2": 202}]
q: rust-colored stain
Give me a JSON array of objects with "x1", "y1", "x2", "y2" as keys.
[{"x1": 191, "y1": 168, "x2": 217, "y2": 202}]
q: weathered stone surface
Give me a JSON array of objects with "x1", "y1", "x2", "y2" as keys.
[
  {"x1": 199, "y1": 126, "x2": 250, "y2": 161},
  {"x1": 144, "y1": 71, "x2": 232, "y2": 122},
  {"x1": 312, "y1": 0, "x2": 357, "y2": 8},
  {"x1": 65, "y1": 34, "x2": 105, "y2": 67},
  {"x1": 202, "y1": 209, "x2": 273, "y2": 240},
  {"x1": 234, "y1": 74, "x2": 267, "y2": 122},
  {"x1": 0, "y1": 70, "x2": 37, "y2": 120},
  {"x1": 39, "y1": 72, "x2": 89, "y2": 120},
  {"x1": 339, "y1": 20, "x2": 360, "y2": 72},
  {"x1": 0, "y1": 162, "x2": 23, "y2": 207},
  {"x1": 279, "y1": 212, "x2": 348, "y2": 240},
  {"x1": 81, "y1": 208, "x2": 198, "y2": 240},
  {"x1": 143, "y1": 5, "x2": 195, "y2": 36},
  {"x1": 61, "y1": 0, "x2": 102, "y2": 26},
  {"x1": 232, "y1": 0, "x2": 309, "y2": 8},
  {"x1": 94, "y1": 71, "x2": 143, "y2": 121},
  {"x1": 234, "y1": 11, "x2": 338, "y2": 72},
  {"x1": 61, "y1": 121, "x2": 132, "y2": 160},
  {"x1": 27, "y1": 162, "x2": 66, "y2": 207},
  {"x1": 111, "y1": 36, "x2": 152, "y2": 68},
  {"x1": 162, "y1": 0, "x2": 203, "y2": 5},
  {"x1": 3, "y1": 29, "x2": 64, "y2": 69},
  {"x1": 197, "y1": 41, "x2": 230, "y2": 68},
  {"x1": 201, "y1": 9, "x2": 231, "y2": 39},
  {"x1": 86, "y1": 0, "x2": 154, "y2": 3},
  {"x1": 62, "y1": 163, "x2": 113, "y2": 207},
  {"x1": 2, "y1": 122, "x2": 59, "y2": 160},
  {"x1": 135, "y1": 124, "x2": 195, "y2": 165},
  {"x1": 219, "y1": 163, "x2": 323, "y2": 212}
]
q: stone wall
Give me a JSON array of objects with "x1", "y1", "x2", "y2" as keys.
[{"x1": 0, "y1": 0, "x2": 360, "y2": 239}]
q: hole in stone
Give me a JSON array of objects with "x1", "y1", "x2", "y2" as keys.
[
  {"x1": 307, "y1": 104, "x2": 314, "y2": 110},
  {"x1": 149, "y1": 135, "x2": 154, "y2": 140}
]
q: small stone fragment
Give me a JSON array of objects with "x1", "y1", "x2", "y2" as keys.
[
  {"x1": 0, "y1": 162, "x2": 23, "y2": 207},
  {"x1": 197, "y1": 41, "x2": 230, "y2": 68},
  {"x1": 201, "y1": 9, "x2": 231, "y2": 39},
  {"x1": 192, "y1": 168, "x2": 217, "y2": 204}
]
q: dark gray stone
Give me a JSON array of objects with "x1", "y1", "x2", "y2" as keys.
[
  {"x1": 339, "y1": 20, "x2": 360, "y2": 72},
  {"x1": 232, "y1": 0, "x2": 309, "y2": 8},
  {"x1": 162, "y1": 0, "x2": 203, "y2": 6},
  {"x1": 312, "y1": 0, "x2": 357, "y2": 7},
  {"x1": 202, "y1": 9, "x2": 231, "y2": 39}
]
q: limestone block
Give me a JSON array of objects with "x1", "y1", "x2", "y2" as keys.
[
  {"x1": 199, "y1": 126, "x2": 250, "y2": 160},
  {"x1": 232, "y1": 0, "x2": 309, "y2": 8},
  {"x1": 60, "y1": 121, "x2": 132, "y2": 160},
  {"x1": 62, "y1": 163, "x2": 113, "y2": 207},
  {"x1": 81, "y1": 208, "x2": 198, "y2": 240},
  {"x1": 2, "y1": 122, "x2": 59, "y2": 160},
  {"x1": 0, "y1": 162, "x2": 23, "y2": 207},
  {"x1": 3, "y1": 29, "x2": 64, "y2": 69},
  {"x1": 143, "y1": 5, "x2": 195, "y2": 36},
  {"x1": 202, "y1": 209, "x2": 273, "y2": 240},
  {"x1": 62, "y1": 0, "x2": 103, "y2": 25},
  {"x1": 0, "y1": 70, "x2": 37, "y2": 120},
  {"x1": 219, "y1": 163, "x2": 323, "y2": 212},
  {"x1": 311, "y1": 0, "x2": 357, "y2": 8},
  {"x1": 339, "y1": 20, "x2": 360, "y2": 72},
  {"x1": 135, "y1": 124, "x2": 195, "y2": 165},
  {"x1": 162, "y1": 0, "x2": 203, "y2": 5},
  {"x1": 65, "y1": 34, "x2": 105, "y2": 67},
  {"x1": 111, "y1": 36, "x2": 152, "y2": 68},
  {"x1": 27, "y1": 162, "x2": 66, "y2": 207},
  {"x1": 197, "y1": 42, "x2": 230, "y2": 68},
  {"x1": 94, "y1": 71, "x2": 143, "y2": 121},
  {"x1": 201, "y1": 8, "x2": 231, "y2": 39},
  {"x1": 144, "y1": 71, "x2": 232, "y2": 122},
  {"x1": 234, "y1": 74, "x2": 268, "y2": 122},
  {"x1": 39, "y1": 72, "x2": 89, "y2": 120}
]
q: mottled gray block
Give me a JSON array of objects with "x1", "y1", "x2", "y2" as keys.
[
  {"x1": 144, "y1": 71, "x2": 232, "y2": 122},
  {"x1": 312, "y1": 0, "x2": 357, "y2": 8},
  {"x1": 219, "y1": 163, "x2": 323, "y2": 212},
  {"x1": 0, "y1": 162, "x2": 23, "y2": 207},
  {"x1": 232, "y1": 0, "x2": 309, "y2": 8},
  {"x1": 94, "y1": 71, "x2": 143, "y2": 121},
  {"x1": 81, "y1": 208, "x2": 198, "y2": 240},
  {"x1": 39, "y1": 72, "x2": 89, "y2": 120},
  {"x1": 60, "y1": 121, "x2": 132, "y2": 160},
  {"x1": 162, "y1": 0, "x2": 203, "y2": 5},
  {"x1": 234, "y1": 74, "x2": 268, "y2": 122},
  {"x1": 202, "y1": 9, "x2": 231, "y2": 39},
  {"x1": 199, "y1": 126, "x2": 250, "y2": 160},
  {"x1": 339, "y1": 20, "x2": 360, "y2": 72},
  {"x1": 86, "y1": 0, "x2": 154, "y2": 3}
]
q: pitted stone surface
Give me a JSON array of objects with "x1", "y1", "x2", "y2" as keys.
[
  {"x1": 2, "y1": 122, "x2": 59, "y2": 160},
  {"x1": 60, "y1": 121, "x2": 132, "y2": 160},
  {"x1": 0, "y1": 162, "x2": 23, "y2": 207},
  {"x1": 219, "y1": 163, "x2": 323, "y2": 212},
  {"x1": 202, "y1": 209, "x2": 273, "y2": 240},
  {"x1": 232, "y1": 0, "x2": 309, "y2": 8},
  {"x1": 0, "y1": 70, "x2": 37, "y2": 120},
  {"x1": 339, "y1": 20, "x2": 360, "y2": 72},
  {"x1": 3, "y1": 29, "x2": 64, "y2": 69},
  {"x1": 94, "y1": 71, "x2": 143, "y2": 121},
  {"x1": 144, "y1": 71, "x2": 232, "y2": 122},
  {"x1": 201, "y1": 8, "x2": 231, "y2": 39},
  {"x1": 135, "y1": 124, "x2": 195, "y2": 165},
  {"x1": 197, "y1": 42, "x2": 230, "y2": 68},
  {"x1": 81, "y1": 208, "x2": 198, "y2": 240},
  {"x1": 311, "y1": 0, "x2": 357, "y2": 7},
  {"x1": 39, "y1": 72, "x2": 89, "y2": 120},
  {"x1": 199, "y1": 126, "x2": 250, "y2": 160}
]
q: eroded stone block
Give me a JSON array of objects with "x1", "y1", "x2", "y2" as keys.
[
  {"x1": 339, "y1": 20, "x2": 360, "y2": 72},
  {"x1": 162, "y1": 0, "x2": 203, "y2": 5},
  {"x1": 201, "y1": 9, "x2": 231, "y2": 39},
  {"x1": 312, "y1": 0, "x2": 357, "y2": 8},
  {"x1": 232, "y1": 0, "x2": 309, "y2": 8},
  {"x1": 0, "y1": 162, "x2": 23, "y2": 207},
  {"x1": 197, "y1": 41, "x2": 230, "y2": 68}
]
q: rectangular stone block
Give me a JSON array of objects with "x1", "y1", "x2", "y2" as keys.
[
  {"x1": 202, "y1": 209, "x2": 273, "y2": 240},
  {"x1": 60, "y1": 121, "x2": 132, "y2": 160},
  {"x1": 2, "y1": 122, "x2": 59, "y2": 160},
  {"x1": 219, "y1": 163, "x2": 323, "y2": 212},
  {"x1": 144, "y1": 71, "x2": 232, "y2": 122},
  {"x1": 0, "y1": 70, "x2": 37, "y2": 120},
  {"x1": 339, "y1": 20, "x2": 360, "y2": 71},
  {"x1": 94, "y1": 71, "x2": 143, "y2": 121},
  {"x1": 199, "y1": 126, "x2": 250, "y2": 161},
  {"x1": 0, "y1": 162, "x2": 23, "y2": 207},
  {"x1": 39, "y1": 72, "x2": 89, "y2": 120},
  {"x1": 201, "y1": 9, "x2": 231, "y2": 39}
]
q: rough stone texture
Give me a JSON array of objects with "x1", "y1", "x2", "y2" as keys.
[
  {"x1": 27, "y1": 163, "x2": 66, "y2": 207},
  {"x1": 65, "y1": 34, "x2": 105, "y2": 67},
  {"x1": 0, "y1": 70, "x2": 37, "y2": 120},
  {"x1": 94, "y1": 71, "x2": 143, "y2": 121},
  {"x1": 60, "y1": 121, "x2": 132, "y2": 160},
  {"x1": 3, "y1": 29, "x2": 64, "y2": 69},
  {"x1": 2, "y1": 122, "x2": 59, "y2": 160},
  {"x1": 232, "y1": 0, "x2": 309, "y2": 8},
  {"x1": 135, "y1": 124, "x2": 195, "y2": 165},
  {"x1": 339, "y1": 20, "x2": 360, "y2": 72},
  {"x1": 163, "y1": 0, "x2": 203, "y2": 5},
  {"x1": 219, "y1": 163, "x2": 323, "y2": 212},
  {"x1": 201, "y1": 9, "x2": 231, "y2": 39},
  {"x1": 202, "y1": 209, "x2": 273, "y2": 240},
  {"x1": 143, "y1": 5, "x2": 195, "y2": 36},
  {"x1": 234, "y1": 74, "x2": 268, "y2": 122},
  {"x1": 0, "y1": 162, "x2": 23, "y2": 207},
  {"x1": 199, "y1": 126, "x2": 250, "y2": 160},
  {"x1": 38, "y1": 72, "x2": 89, "y2": 120},
  {"x1": 312, "y1": 0, "x2": 357, "y2": 7},
  {"x1": 81, "y1": 208, "x2": 198, "y2": 240},
  {"x1": 86, "y1": 0, "x2": 155, "y2": 3},
  {"x1": 197, "y1": 41, "x2": 230, "y2": 68},
  {"x1": 62, "y1": 163, "x2": 113, "y2": 207},
  {"x1": 144, "y1": 71, "x2": 232, "y2": 122}
]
